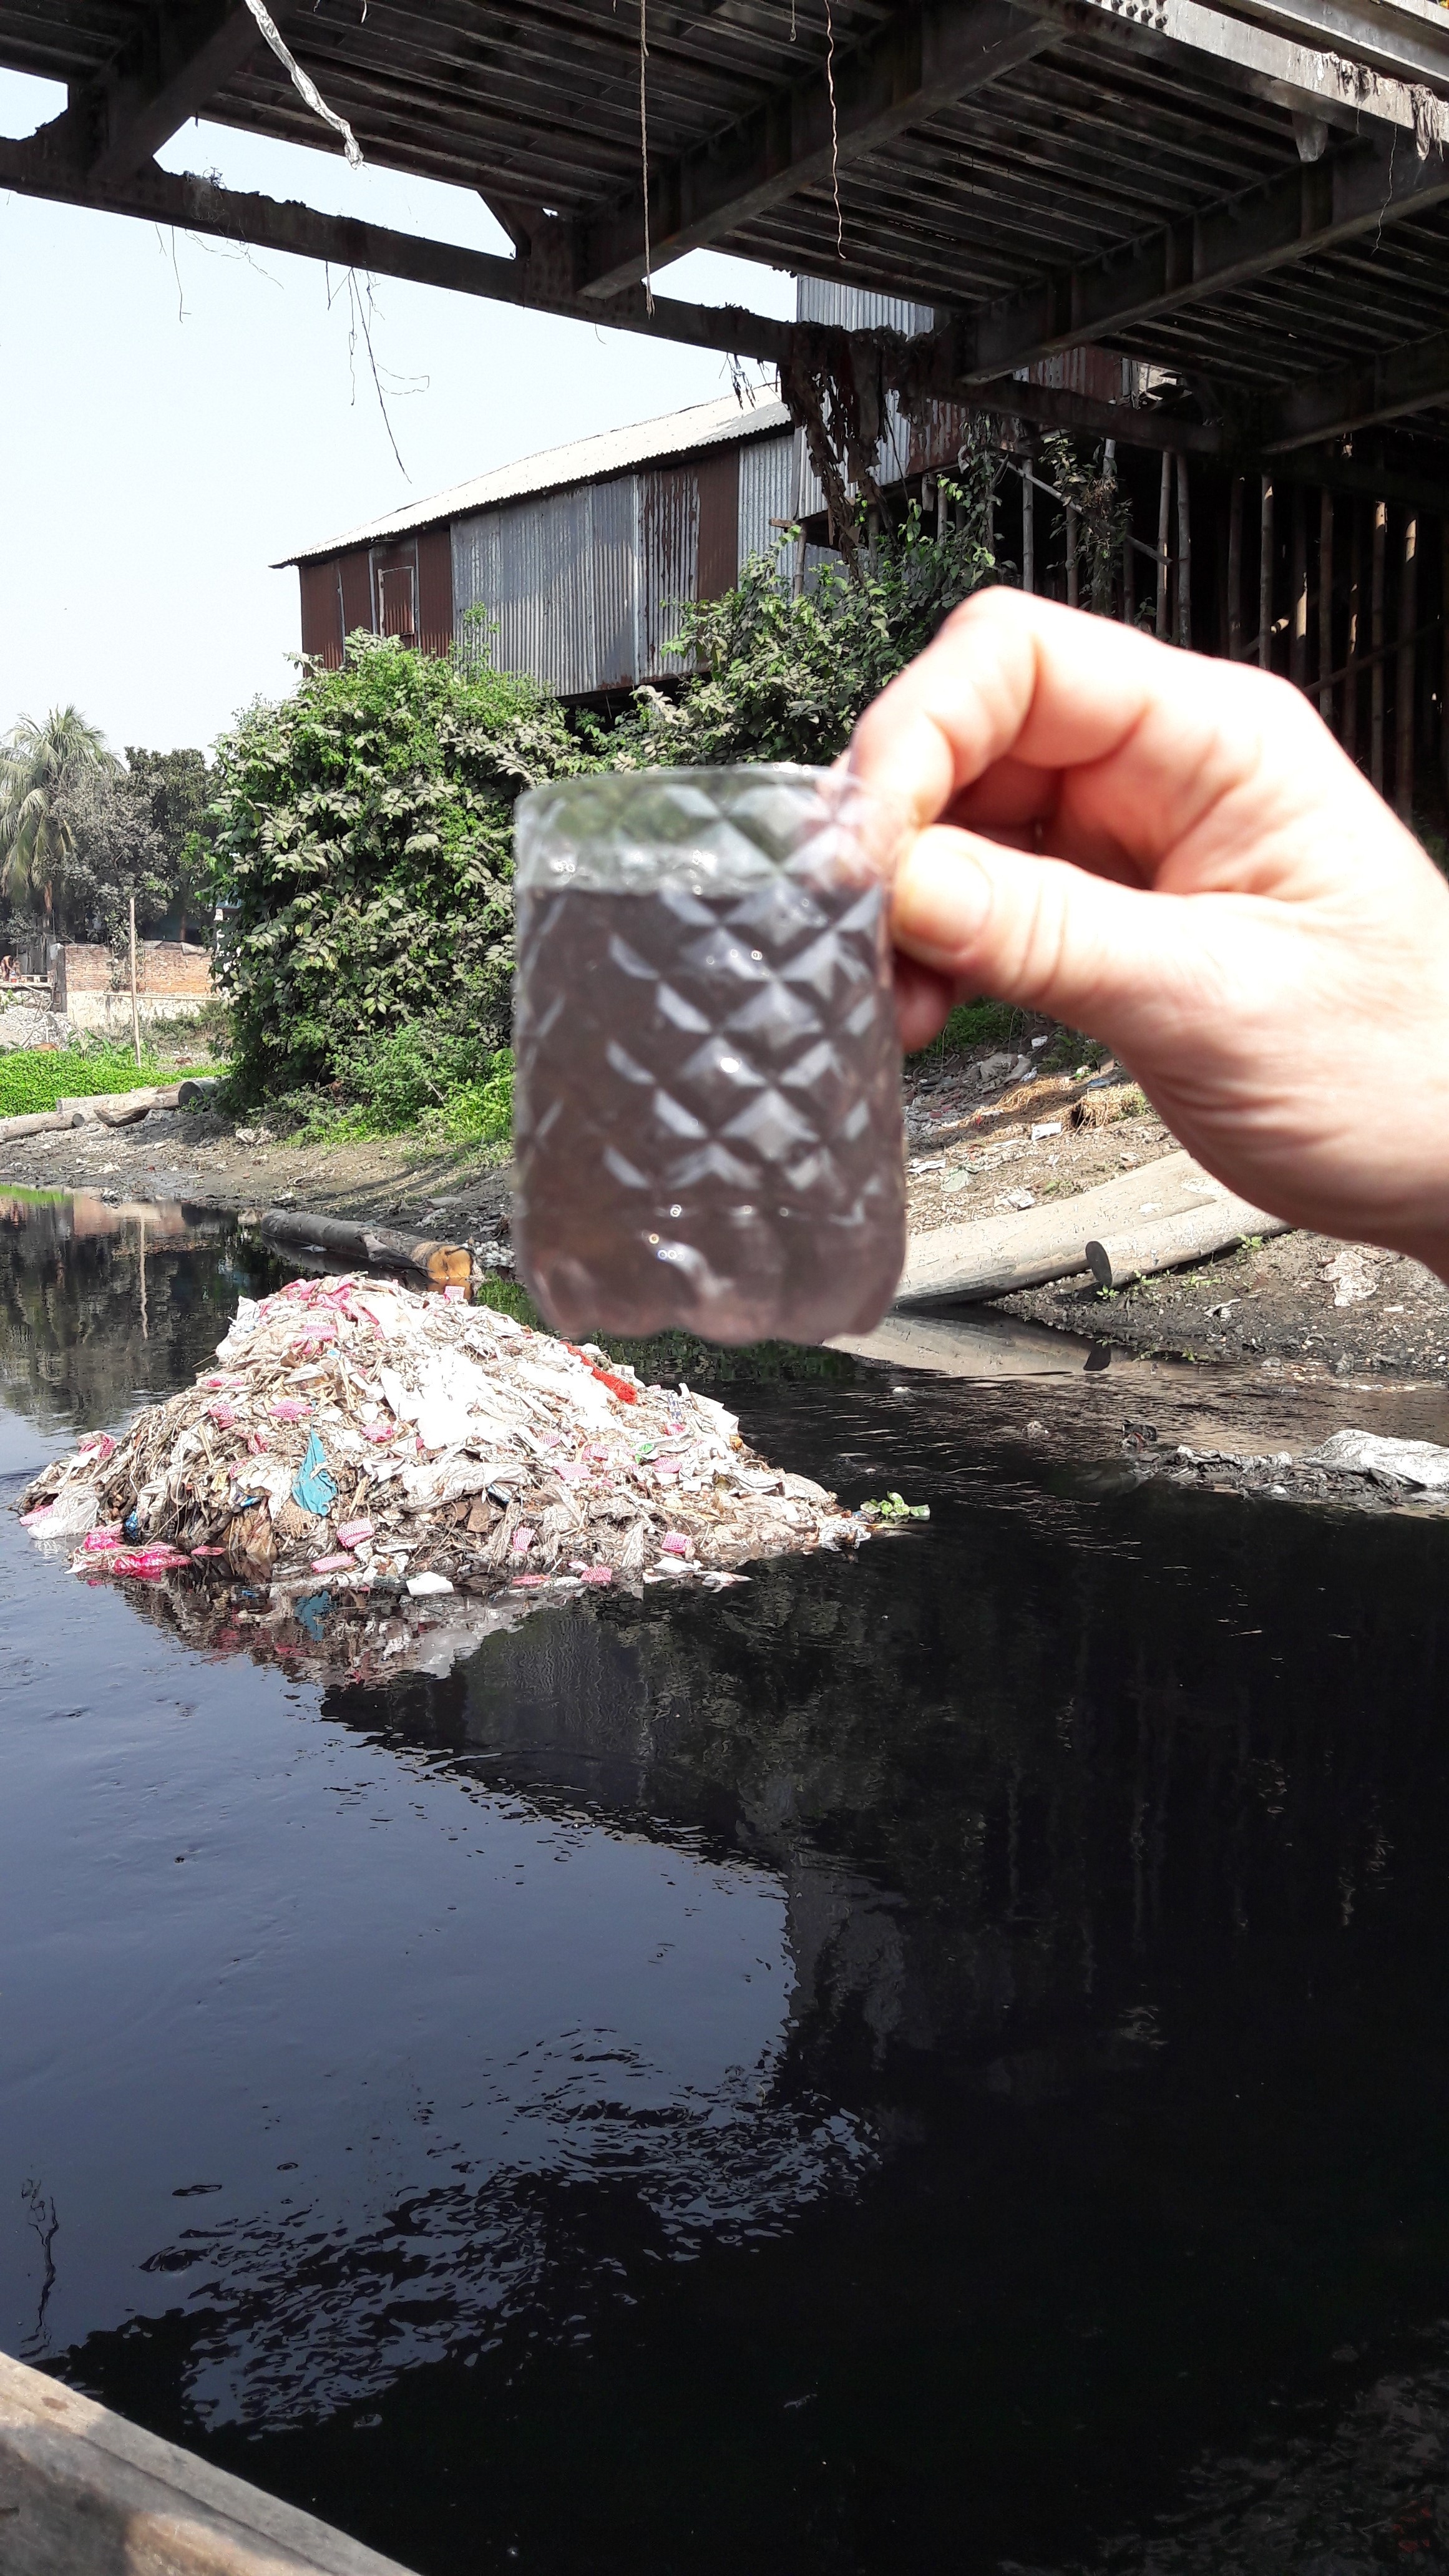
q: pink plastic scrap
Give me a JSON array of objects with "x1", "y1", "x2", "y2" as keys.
[
  {"x1": 208, "y1": 1402, "x2": 237, "y2": 1430},
  {"x1": 82, "y1": 1529, "x2": 124, "y2": 1553},
  {"x1": 360, "y1": 1425, "x2": 394, "y2": 1445},
  {"x1": 510, "y1": 1526, "x2": 535, "y2": 1556},
  {"x1": 310, "y1": 1553, "x2": 354, "y2": 1575},
  {"x1": 334, "y1": 1520, "x2": 374, "y2": 1549},
  {"x1": 509, "y1": 1573, "x2": 547, "y2": 1590},
  {"x1": 77, "y1": 1433, "x2": 117, "y2": 1460},
  {"x1": 578, "y1": 1566, "x2": 613, "y2": 1586},
  {"x1": 19, "y1": 1505, "x2": 54, "y2": 1528},
  {"x1": 269, "y1": 1397, "x2": 311, "y2": 1422},
  {"x1": 661, "y1": 1531, "x2": 691, "y2": 1556},
  {"x1": 110, "y1": 1545, "x2": 190, "y2": 1576}
]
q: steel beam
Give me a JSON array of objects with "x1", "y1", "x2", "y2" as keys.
[
  {"x1": 575, "y1": 0, "x2": 1056, "y2": 298},
  {"x1": 1264, "y1": 328, "x2": 1449, "y2": 449},
  {"x1": 58, "y1": 0, "x2": 272, "y2": 188},
  {"x1": 955, "y1": 127, "x2": 1449, "y2": 382}
]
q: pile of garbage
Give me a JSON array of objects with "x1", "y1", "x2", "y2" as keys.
[{"x1": 19, "y1": 1276, "x2": 868, "y2": 1626}]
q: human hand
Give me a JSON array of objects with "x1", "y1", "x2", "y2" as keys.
[{"x1": 847, "y1": 585, "x2": 1449, "y2": 1278}]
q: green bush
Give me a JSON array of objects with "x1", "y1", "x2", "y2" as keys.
[
  {"x1": 609, "y1": 470, "x2": 1000, "y2": 771},
  {"x1": 208, "y1": 636, "x2": 586, "y2": 1104}
]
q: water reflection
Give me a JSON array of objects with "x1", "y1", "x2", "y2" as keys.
[{"x1": 5, "y1": 1196, "x2": 1449, "y2": 2575}]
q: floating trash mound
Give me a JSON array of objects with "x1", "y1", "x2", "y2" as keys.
[{"x1": 19, "y1": 1275, "x2": 867, "y2": 1621}]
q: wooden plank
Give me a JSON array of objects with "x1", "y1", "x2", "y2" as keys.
[
  {"x1": 0, "y1": 2345, "x2": 416, "y2": 2575},
  {"x1": 832, "y1": 1307, "x2": 1103, "y2": 1375},
  {"x1": 894, "y1": 1148, "x2": 1239, "y2": 1304},
  {"x1": 575, "y1": 0, "x2": 1056, "y2": 296},
  {"x1": 955, "y1": 129, "x2": 1449, "y2": 383}
]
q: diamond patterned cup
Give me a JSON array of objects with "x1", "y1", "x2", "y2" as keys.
[{"x1": 512, "y1": 766, "x2": 905, "y2": 1345}]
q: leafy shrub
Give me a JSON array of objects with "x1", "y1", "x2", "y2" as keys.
[
  {"x1": 208, "y1": 636, "x2": 585, "y2": 1104},
  {"x1": 609, "y1": 470, "x2": 1000, "y2": 772}
]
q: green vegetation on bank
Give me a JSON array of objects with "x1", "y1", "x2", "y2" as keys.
[{"x1": 0, "y1": 1040, "x2": 223, "y2": 1120}]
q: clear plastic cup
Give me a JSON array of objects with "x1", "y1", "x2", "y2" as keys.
[{"x1": 511, "y1": 764, "x2": 905, "y2": 1344}]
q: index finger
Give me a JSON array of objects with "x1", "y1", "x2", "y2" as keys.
[{"x1": 847, "y1": 586, "x2": 1294, "y2": 869}]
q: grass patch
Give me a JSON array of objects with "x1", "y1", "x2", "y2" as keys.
[
  {"x1": 0, "y1": 1042, "x2": 226, "y2": 1121},
  {"x1": 909, "y1": 998, "x2": 1023, "y2": 1064}
]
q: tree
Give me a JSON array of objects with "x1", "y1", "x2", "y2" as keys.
[
  {"x1": 53, "y1": 764, "x2": 167, "y2": 949},
  {"x1": 124, "y1": 747, "x2": 212, "y2": 943},
  {"x1": 0, "y1": 706, "x2": 115, "y2": 932}
]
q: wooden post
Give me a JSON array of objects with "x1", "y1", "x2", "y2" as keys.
[
  {"x1": 1227, "y1": 476, "x2": 1244, "y2": 659},
  {"x1": 1176, "y1": 452, "x2": 1192, "y2": 648},
  {"x1": 1022, "y1": 464, "x2": 1035, "y2": 594},
  {"x1": 1259, "y1": 475, "x2": 1274, "y2": 670},
  {"x1": 1372, "y1": 499, "x2": 1387, "y2": 794},
  {"x1": 1345, "y1": 502, "x2": 1362, "y2": 763},
  {"x1": 128, "y1": 892, "x2": 141, "y2": 1070},
  {"x1": 1397, "y1": 507, "x2": 1418, "y2": 819},
  {"x1": 1318, "y1": 487, "x2": 1335, "y2": 724},
  {"x1": 1442, "y1": 519, "x2": 1449, "y2": 806},
  {"x1": 1290, "y1": 483, "x2": 1307, "y2": 685},
  {"x1": 1066, "y1": 504, "x2": 1080, "y2": 608},
  {"x1": 1156, "y1": 453, "x2": 1171, "y2": 640}
]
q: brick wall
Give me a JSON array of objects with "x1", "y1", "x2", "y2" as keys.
[{"x1": 54, "y1": 942, "x2": 213, "y2": 1012}]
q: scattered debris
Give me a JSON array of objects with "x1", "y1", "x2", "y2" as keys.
[
  {"x1": 1126, "y1": 1424, "x2": 1449, "y2": 1510},
  {"x1": 1320, "y1": 1246, "x2": 1384, "y2": 1308},
  {"x1": 19, "y1": 1274, "x2": 870, "y2": 1669}
]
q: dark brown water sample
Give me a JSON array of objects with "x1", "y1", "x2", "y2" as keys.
[{"x1": 513, "y1": 876, "x2": 905, "y2": 1342}]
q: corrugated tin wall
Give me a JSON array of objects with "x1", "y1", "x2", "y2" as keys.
[{"x1": 451, "y1": 429, "x2": 794, "y2": 698}]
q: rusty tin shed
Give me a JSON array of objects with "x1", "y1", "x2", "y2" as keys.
[{"x1": 277, "y1": 393, "x2": 796, "y2": 702}]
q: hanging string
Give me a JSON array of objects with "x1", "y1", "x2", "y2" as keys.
[
  {"x1": 641, "y1": 0, "x2": 654, "y2": 312},
  {"x1": 824, "y1": 0, "x2": 842, "y2": 256},
  {"x1": 241, "y1": 0, "x2": 363, "y2": 165}
]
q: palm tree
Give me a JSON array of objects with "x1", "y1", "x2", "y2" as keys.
[{"x1": 0, "y1": 706, "x2": 116, "y2": 935}]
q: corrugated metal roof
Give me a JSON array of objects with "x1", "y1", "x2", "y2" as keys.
[{"x1": 276, "y1": 392, "x2": 791, "y2": 567}]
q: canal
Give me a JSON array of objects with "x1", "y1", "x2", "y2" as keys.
[{"x1": 3, "y1": 1185, "x2": 1449, "y2": 2574}]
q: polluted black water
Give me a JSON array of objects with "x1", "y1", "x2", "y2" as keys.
[{"x1": 5, "y1": 1185, "x2": 1449, "y2": 2574}]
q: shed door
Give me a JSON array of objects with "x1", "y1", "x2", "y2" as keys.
[{"x1": 376, "y1": 560, "x2": 417, "y2": 641}]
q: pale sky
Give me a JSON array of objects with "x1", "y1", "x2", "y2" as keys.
[{"x1": 0, "y1": 68, "x2": 793, "y2": 758}]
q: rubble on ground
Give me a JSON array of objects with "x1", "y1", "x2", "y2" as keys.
[{"x1": 18, "y1": 1275, "x2": 871, "y2": 1672}]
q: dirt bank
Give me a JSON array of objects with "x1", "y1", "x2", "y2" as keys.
[
  {"x1": 0, "y1": 1108, "x2": 513, "y2": 1249},
  {"x1": 4, "y1": 1028, "x2": 1447, "y2": 1380}
]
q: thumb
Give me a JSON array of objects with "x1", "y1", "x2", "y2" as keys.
[{"x1": 890, "y1": 824, "x2": 1215, "y2": 1040}]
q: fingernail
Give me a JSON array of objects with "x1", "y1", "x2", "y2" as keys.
[{"x1": 890, "y1": 831, "x2": 992, "y2": 970}]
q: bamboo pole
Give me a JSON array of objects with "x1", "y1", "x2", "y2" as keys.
[
  {"x1": 1022, "y1": 464, "x2": 1035, "y2": 594},
  {"x1": 1289, "y1": 484, "x2": 1307, "y2": 686},
  {"x1": 1227, "y1": 475, "x2": 1244, "y2": 661},
  {"x1": 1066, "y1": 503, "x2": 1080, "y2": 608},
  {"x1": 1397, "y1": 507, "x2": 1418, "y2": 819},
  {"x1": 1318, "y1": 487, "x2": 1334, "y2": 724},
  {"x1": 1345, "y1": 502, "x2": 1362, "y2": 763},
  {"x1": 1156, "y1": 454, "x2": 1171, "y2": 640},
  {"x1": 1176, "y1": 452, "x2": 1191, "y2": 648},
  {"x1": 1372, "y1": 499, "x2": 1387, "y2": 794},
  {"x1": 1259, "y1": 476, "x2": 1274, "y2": 670},
  {"x1": 128, "y1": 892, "x2": 141, "y2": 1071}
]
